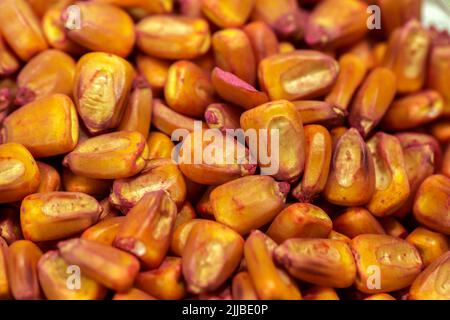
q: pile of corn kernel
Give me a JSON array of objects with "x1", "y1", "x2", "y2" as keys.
[{"x1": 0, "y1": 0, "x2": 449, "y2": 301}]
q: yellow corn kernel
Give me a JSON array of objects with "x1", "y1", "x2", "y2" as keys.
[
  {"x1": 112, "y1": 288, "x2": 156, "y2": 300},
  {"x1": 82, "y1": 216, "x2": 125, "y2": 246},
  {"x1": 202, "y1": 0, "x2": 254, "y2": 28},
  {"x1": 0, "y1": 237, "x2": 10, "y2": 299},
  {"x1": 171, "y1": 219, "x2": 207, "y2": 257},
  {"x1": 333, "y1": 207, "x2": 385, "y2": 239},
  {"x1": 406, "y1": 227, "x2": 449, "y2": 267},
  {"x1": 62, "y1": 168, "x2": 112, "y2": 198},
  {"x1": 0, "y1": 33, "x2": 19, "y2": 76},
  {"x1": 243, "y1": 21, "x2": 279, "y2": 66},
  {"x1": 0, "y1": 143, "x2": 40, "y2": 204},
  {"x1": 174, "y1": 202, "x2": 196, "y2": 229},
  {"x1": 0, "y1": 207, "x2": 22, "y2": 244},
  {"x1": 73, "y1": 52, "x2": 135, "y2": 134},
  {"x1": 231, "y1": 271, "x2": 258, "y2": 300},
  {"x1": 303, "y1": 286, "x2": 340, "y2": 300},
  {"x1": 63, "y1": 131, "x2": 149, "y2": 180},
  {"x1": 136, "y1": 55, "x2": 170, "y2": 97},
  {"x1": 379, "y1": 217, "x2": 408, "y2": 239},
  {"x1": 146, "y1": 132, "x2": 175, "y2": 160},
  {"x1": 21, "y1": 191, "x2": 102, "y2": 242},
  {"x1": 292, "y1": 101, "x2": 347, "y2": 128},
  {"x1": 328, "y1": 230, "x2": 351, "y2": 243},
  {"x1": 36, "y1": 162, "x2": 61, "y2": 193},
  {"x1": 364, "y1": 293, "x2": 396, "y2": 300},
  {"x1": 182, "y1": 220, "x2": 244, "y2": 294},
  {"x1": 279, "y1": 42, "x2": 295, "y2": 53}
]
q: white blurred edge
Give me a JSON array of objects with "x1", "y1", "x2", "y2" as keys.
[{"x1": 422, "y1": 0, "x2": 450, "y2": 31}]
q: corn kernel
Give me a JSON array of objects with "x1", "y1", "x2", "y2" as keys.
[
  {"x1": 136, "y1": 55, "x2": 170, "y2": 97},
  {"x1": 303, "y1": 286, "x2": 340, "y2": 300},
  {"x1": 82, "y1": 216, "x2": 125, "y2": 246},
  {"x1": 62, "y1": 168, "x2": 112, "y2": 198},
  {"x1": 112, "y1": 288, "x2": 156, "y2": 300},
  {"x1": 0, "y1": 34, "x2": 19, "y2": 76},
  {"x1": 231, "y1": 271, "x2": 258, "y2": 300},
  {"x1": 0, "y1": 237, "x2": 10, "y2": 299},
  {"x1": 171, "y1": 219, "x2": 207, "y2": 257},
  {"x1": 36, "y1": 162, "x2": 61, "y2": 193},
  {"x1": 146, "y1": 132, "x2": 175, "y2": 160},
  {"x1": 243, "y1": 21, "x2": 279, "y2": 65},
  {"x1": 0, "y1": 207, "x2": 22, "y2": 244},
  {"x1": 428, "y1": 45, "x2": 450, "y2": 117},
  {"x1": 379, "y1": 217, "x2": 408, "y2": 239},
  {"x1": 202, "y1": 0, "x2": 253, "y2": 28},
  {"x1": 333, "y1": 207, "x2": 385, "y2": 239},
  {"x1": 205, "y1": 103, "x2": 242, "y2": 133},
  {"x1": 406, "y1": 227, "x2": 449, "y2": 268},
  {"x1": 292, "y1": 101, "x2": 347, "y2": 128},
  {"x1": 364, "y1": 293, "x2": 396, "y2": 300}
]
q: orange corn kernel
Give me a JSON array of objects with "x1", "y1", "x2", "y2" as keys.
[
  {"x1": 259, "y1": 50, "x2": 339, "y2": 101},
  {"x1": 443, "y1": 143, "x2": 450, "y2": 178},
  {"x1": 379, "y1": 217, "x2": 408, "y2": 239},
  {"x1": 63, "y1": 2, "x2": 135, "y2": 57},
  {"x1": 146, "y1": 131, "x2": 174, "y2": 160},
  {"x1": 428, "y1": 45, "x2": 450, "y2": 116},
  {"x1": 58, "y1": 238, "x2": 140, "y2": 292},
  {"x1": 136, "y1": 256, "x2": 186, "y2": 300},
  {"x1": 26, "y1": 0, "x2": 66, "y2": 18},
  {"x1": 136, "y1": 55, "x2": 170, "y2": 97},
  {"x1": 152, "y1": 99, "x2": 208, "y2": 136},
  {"x1": 212, "y1": 28, "x2": 256, "y2": 86},
  {"x1": 36, "y1": 162, "x2": 61, "y2": 193},
  {"x1": 2, "y1": 94, "x2": 78, "y2": 158},
  {"x1": 382, "y1": 19, "x2": 430, "y2": 94},
  {"x1": 0, "y1": 207, "x2": 23, "y2": 244},
  {"x1": 182, "y1": 220, "x2": 244, "y2": 294},
  {"x1": 347, "y1": 40, "x2": 375, "y2": 70},
  {"x1": 0, "y1": 34, "x2": 19, "y2": 76},
  {"x1": 205, "y1": 103, "x2": 242, "y2": 133},
  {"x1": 292, "y1": 101, "x2": 347, "y2": 128},
  {"x1": 0, "y1": 143, "x2": 40, "y2": 204},
  {"x1": 174, "y1": 202, "x2": 196, "y2": 229},
  {"x1": 81, "y1": 216, "x2": 125, "y2": 246},
  {"x1": 62, "y1": 168, "x2": 112, "y2": 198},
  {"x1": 192, "y1": 52, "x2": 216, "y2": 75},
  {"x1": 303, "y1": 286, "x2": 340, "y2": 300},
  {"x1": 394, "y1": 133, "x2": 441, "y2": 218},
  {"x1": 325, "y1": 53, "x2": 367, "y2": 110},
  {"x1": 114, "y1": 191, "x2": 177, "y2": 269},
  {"x1": 231, "y1": 271, "x2": 258, "y2": 300},
  {"x1": 197, "y1": 285, "x2": 232, "y2": 300},
  {"x1": 171, "y1": 219, "x2": 207, "y2": 257},
  {"x1": 178, "y1": 0, "x2": 202, "y2": 17},
  {"x1": 211, "y1": 67, "x2": 268, "y2": 110},
  {"x1": 195, "y1": 186, "x2": 216, "y2": 219},
  {"x1": 243, "y1": 21, "x2": 279, "y2": 65},
  {"x1": 333, "y1": 207, "x2": 385, "y2": 239},
  {"x1": 21, "y1": 192, "x2": 102, "y2": 242},
  {"x1": 381, "y1": 90, "x2": 444, "y2": 131},
  {"x1": 267, "y1": 203, "x2": 332, "y2": 244},
  {"x1": 350, "y1": 234, "x2": 423, "y2": 293},
  {"x1": 366, "y1": 133, "x2": 410, "y2": 217},
  {"x1": 138, "y1": 0, "x2": 173, "y2": 13},
  {"x1": 0, "y1": 237, "x2": 10, "y2": 299},
  {"x1": 201, "y1": 0, "x2": 254, "y2": 28},
  {"x1": 38, "y1": 250, "x2": 106, "y2": 300},
  {"x1": 323, "y1": 128, "x2": 376, "y2": 206},
  {"x1": 73, "y1": 52, "x2": 135, "y2": 134},
  {"x1": 0, "y1": 0, "x2": 48, "y2": 61},
  {"x1": 364, "y1": 293, "x2": 396, "y2": 300},
  {"x1": 165, "y1": 61, "x2": 214, "y2": 117},
  {"x1": 375, "y1": 0, "x2": 421, "y2": 37},
  {"x1": 413, "y1": 174, "x2": 450, "y2": 235},
  {"x1": 112, "y1": 288, "x2": 156, "y2": 300},
  {"x1": 244, "y1": 230, "x2": 302, "y2": 300},
  {"x1": 305, "y1": 0, "x2": 368, "y2": 49},
  {"x1": 430, "y1": 120, "x2": 450, "y2": 144},
  {"x1": 211, "y1": 176, "x2": 289, "y2": 235},
  {"x1": 373, "y1": 42, "x2": 388, "y2": 67},
  {"x1": 118, "y1": 78, "x2": 153, "y2": 138},
  {"x1": 274, "y1": 238, "x2": 356, "y2": 288},
  {"x1": 110, "y1": 158, "x2": 186, "y2": 212},
  {"x1": 409, "y1": 251, "x2": 450, "y2": 300},
  {"x1": 278, "y1": 42, "x2": 295, "y2": 54},
  {"x1": 178, "y1": 131, "x2": 256, "y2": 185},
  {"x1": 328, "y1": 230, "x2": 351, "y2": 244},
  {"x1": 240, "y1": 100, "x2": 305, "y2": 181},
  {"x1": 292, "y1": 125, "x2": 332, "y2": 202},
  {"x1": 7, "y1": 240, "x2": 42, "y2": 300},
  {"x1": 348, "y1": 67, "x2": 397, "y2": 137},
  {"x1": 15, "y1": 50, "x2": 76, "y2": 106},
  {"x1": 63, "y1": 131, "x2": 149, "y2": 180},
  {"x1": 406, "y1": 227, "x2": 449, "y2": 267},
  {"x1": 136, "y1": 15, "x2": 210, "y2": 60},
  {"x1": 99, "y1": 198, "x2": 121, "y2": 220}
]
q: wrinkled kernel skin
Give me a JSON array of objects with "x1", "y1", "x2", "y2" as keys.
[
  {"x1": 0, "y1": 143, "x2": 40, "y2": 204},
  {"x1": 73, "y1": 52, "x2": 135, "y2": 134},
  {"x1": 293, "y1": 125, "x2": 332, "y2": 202},
  {"x1": 366, "y1": 133, "x2": 410, "y2": 217},
  {"x1": 37, "y1": 250, "x2": 106, "y2": 300},
  {"x1": 182, "y1": 220, "x2": 244, "y2": 294},
  {"x1": 202, "y1": 0, "x2": 254, "y2": 28},
  {"x1": 350, "y1": 234, "x2": 423, "y2": 293},
  {"x1": 212, "y1": 28, "x2": 256, "y2": 86},
  {"x1": 146, "y1": 132, "x2": 175, "y2": 160},
  {"x1": 211, "y1": 176, "x2": 288, "y2": 235},
  {"x1": 0, "y1": 237, "x2": 10, "y2": 299},
  {"x1": 231, "y1": 271, "x2": 258, "y2": 300},
  {"x1": 333, "y1": 207, "x2": 385, "y2": 239},
  {"x1": 323, "y1": 128, "x2": 376, "y2": 206},
  {"x1": 406, "y1": 227, "x2": 449, "y2": 268},
  {"x1": 244, "y1": 230, "x2": 302, "y2": 300},
  {"x1": 305, "y1": 0, "x2": 368, "y2": 49},
  {"x1": 136, "y1": 15, "x2": 211, "y2": 60},
  {"x1": 409, "y1": 251, "x2": 450, "y2": 300},
  {"x1": 292, "y1": 101, "x2": 347, "y2": 129},
  {"x1": 7, "y1": 240, "x2": 43, "y2": 300},
  {"x1": 381, "y1": 90, "x2": 444, "y2": 131},
  {"x1": 259, "y1": 50, "x2": 339, "y2": 101},
  {"x1": 413, "y1": 175, "x2": 450, "y2": 235},
  {"x1": 0, "y1": 0, "x2": 48, "y2": 61},
  {"x1": 110, "y1": 159, "x2": 186, "y2": 212},
  {"x1": 243, "y1": 21, "x2": 279, "y2": 66},
  {"x1": 82, "y1": 216, "x2": 125, "y2": 246},
  {"x1": 64, "y1": 2, "x2": 136, "y2": 58},
  {"x1": 302, "y1": 286, "x2": 340, "y2": 300},
  {"x1": 58, "y1": 238, "x2": 140, "y2": 292},
  {"x1": 165, "y1": 61, "x2": 214, "y2": 117},
  {"x1": 136, "y1": 256, "x2": 186, "y2": 300},
  {"x1": 267, "y1": 203, "x2": 332, "y2": 244},
  {"x1": 2, "y1": 94, "x2": 79, "y2": 158},
  {"x1": 114, "y1": 191, "x2": 177, "y2": 269},
  {"x1": 36, "y1": 162, "x2": 61, "y2": 193},
  {"x1": 21, "y1": 192, "x2": 102, "y2": 242},
  {"x1": 240, "y1": 100, "x2": 305, "y2": 181},
  {"x1": 62, "y1": 168, "x2": 112, "y2": 198},
  {"x1": 349, "y1": 68, "x2": 397, "y2": 138},
  {"x1": 178, "y1": 131, "x2": 256, "y2": 185},
  {"x1": 63, "y1": 131, "x2": 149, "y2": 180},
  {"x1": 274, "y1": 238, "x2": 356, "y2": 288}
]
